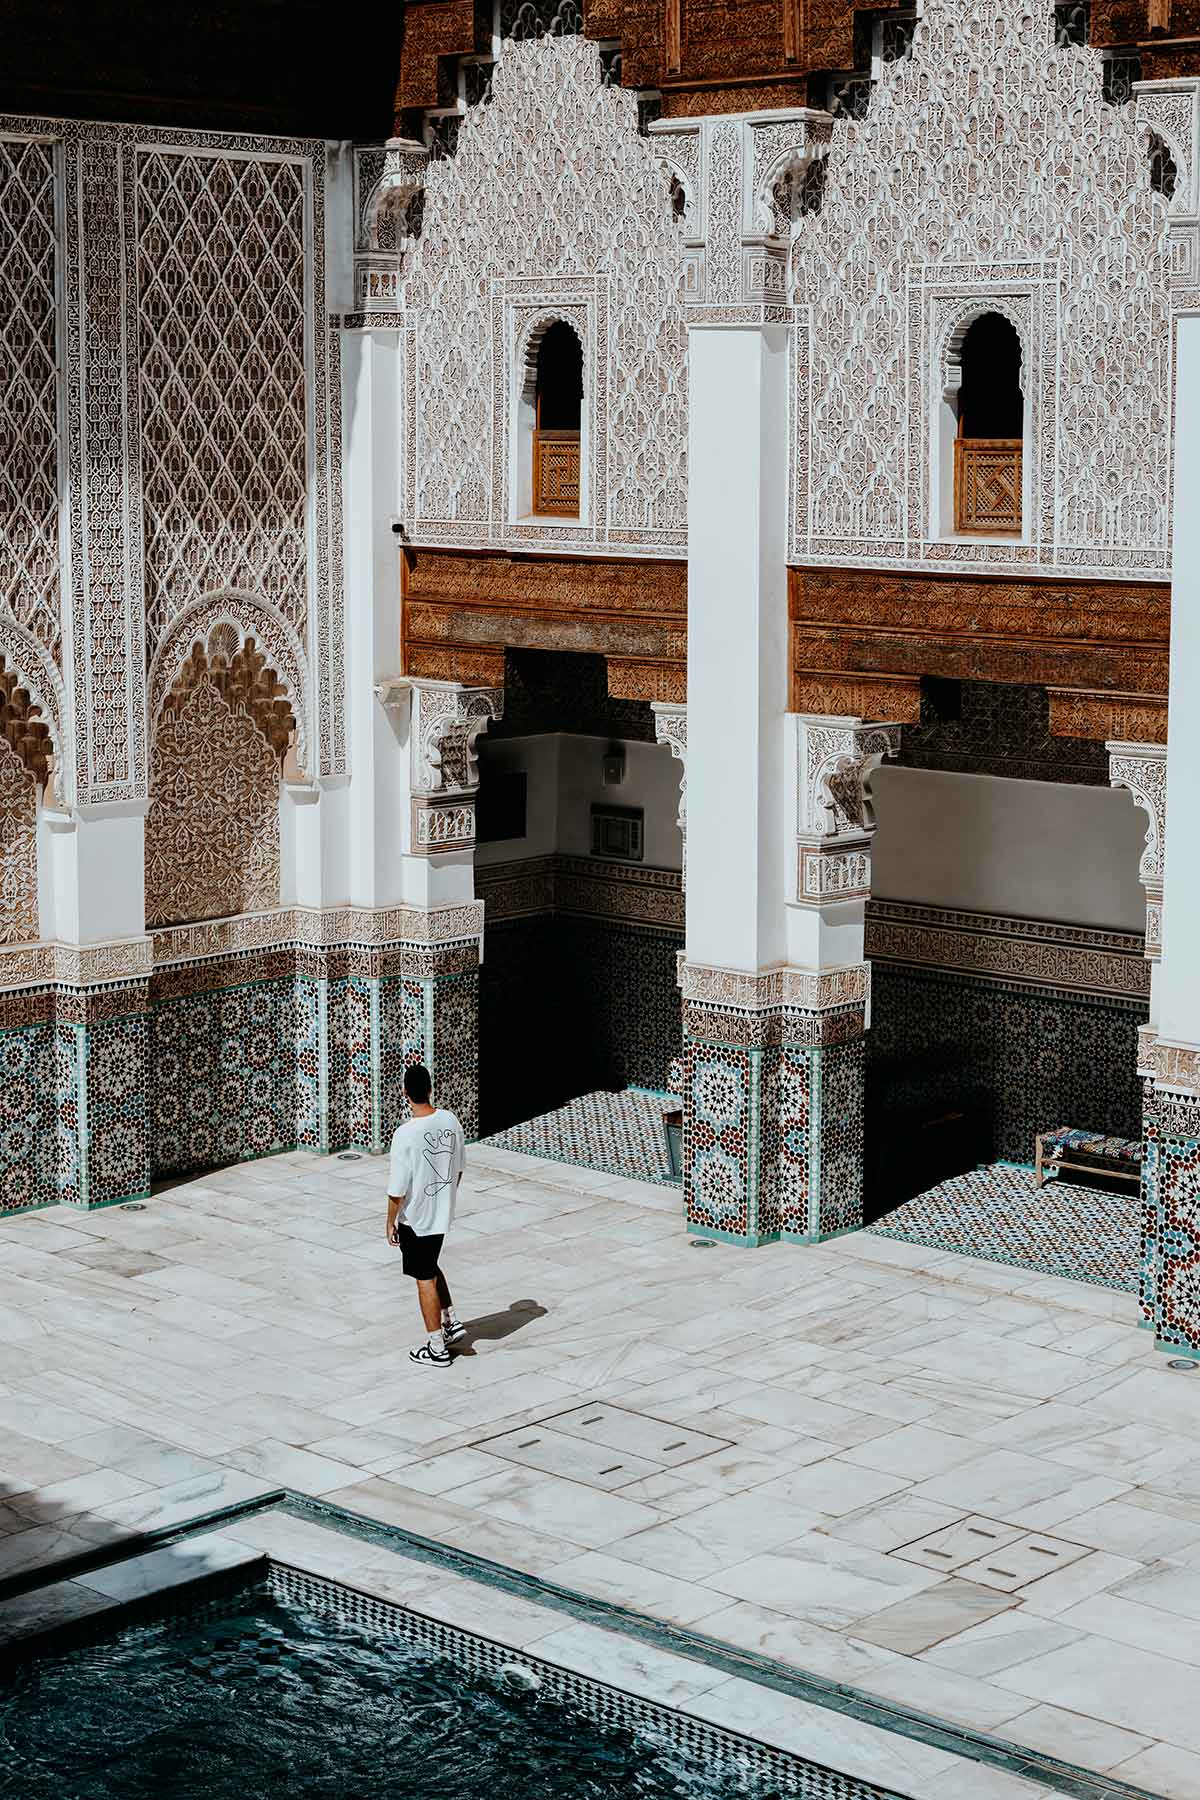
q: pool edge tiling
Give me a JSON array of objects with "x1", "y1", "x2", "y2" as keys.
[
  {"x1": 0, "y1": 1511, "x2": 1156, "y2": 1800},
  {"x1": 0, "y1": 1550, "x2": 910, "y2": 1800}
]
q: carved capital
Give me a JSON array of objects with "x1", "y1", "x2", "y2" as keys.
[
  {"x1": 796, "y1": 715, "x2": 903, "y2": 842},
  {"x1": 378, "y1": 676, "x2": 504, "y2": 797},
  {"x1": 1109, "y1": 739, "x2": 1167, "y2": 958}
]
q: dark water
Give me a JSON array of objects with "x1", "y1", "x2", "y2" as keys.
[{"x1": 0, "y1": 1595, "x2": 788, "y2": 1799}]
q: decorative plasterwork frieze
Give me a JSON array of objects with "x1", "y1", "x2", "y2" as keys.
[
  {"x1": 148, "y1": 901, "x2": 486, "y2": 971},
  {"x1": 0, "y1": 935, "x2": 154, "y2": 993},
  {"x1": 1141, "y1": 1030, "x2": 1200, "y2": 1098},
  {"x1": 865, "y1": 899, "x2": 1151, "y2": 1003},
  {"x1": 377, "y1": 675, "x2": 503, "y2": 854},
  {"x1": 477, "y1": 854, "x2": 684, "y2": 932},
  {"x1": 0, "y1": 902, "x2": 492, "y2": 994},
  {"x1": 794, "y1": 714, "x2": 901, "y2": 906},
  {"x1": 681, "y1": 959, "x2": 871, "y2": 1014},
  {"x1": 1109, "y1": 740, "x2": 1167, "y2": 958}
]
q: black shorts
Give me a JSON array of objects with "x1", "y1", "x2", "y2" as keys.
[{"x1": 396, "y1": 1223, "x2": 444, "y2": 1281}]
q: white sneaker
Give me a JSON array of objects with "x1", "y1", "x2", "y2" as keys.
[
  {"x1": 409, "y1": 1341, "x2": 451, "y2": 1368},
  {"x1": 442, "y1": 1317, "x2": 467, "y2": 1346}
]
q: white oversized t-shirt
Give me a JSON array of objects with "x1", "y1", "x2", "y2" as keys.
[{"x1": 388, "y1": 1109, "x2": 466, "y2": 1238}]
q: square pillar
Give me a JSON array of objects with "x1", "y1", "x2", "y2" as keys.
[{"x1": 1139, "y1": 308, "x2": 1200, "y2": 1354}]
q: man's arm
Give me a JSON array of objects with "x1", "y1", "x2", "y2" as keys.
[{"x1": 386, "y1": 1190, "x2": 406, "y2": 1244}]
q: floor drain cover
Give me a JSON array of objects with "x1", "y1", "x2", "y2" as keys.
[
  {"x1": 689, "y1": 1238, "x2": 717, "y2": 1249},
  {"x1": 1167, "y1": 1359, "x2": 1198, "y2": 1372},
  {"x1": 337, "y1": 1152, "x2": 362, "y2": 1161},
  {"x1": 120, "y1": 1202, "x2": 146, "y2": 1211}
]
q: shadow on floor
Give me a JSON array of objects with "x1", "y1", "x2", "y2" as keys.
[{"x1": 452, "y1": 1298, "x2": 548, "y2": 1356}]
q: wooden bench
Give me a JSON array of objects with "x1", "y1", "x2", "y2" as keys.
[{"x1": 1035, "y1": 1127, "x2": 1142, "y2": 1190}]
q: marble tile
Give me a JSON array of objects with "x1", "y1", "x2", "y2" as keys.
[
  {"x1": 1057, "y1": 1589, "x2": 1200, "y2": 1668},
  {"x1": 1051, "y1": 1496, "x2": 1200, "y2": 1561},
  {"x1": 614, "y1": 1491, "x2": 826, "y2": 1581},
  {"x1": 856, "y1": 1653, "x2": 1033, "y2": 1731},
  {"x1": 64, "y1": 1468, "x2": 276, "y2": 1542},
  {"x1": 920, "y1": 1609, "x2": 1085, "y2": 1679},
  {"x1": 1107, "y1": 1742, "x2": 1200, "y2": 1798},
  {"x1": 542, "y1": 1551, "x2": 726, "y2": 1627},
  {"x1": 0, "y1": 1523, "x2": 96, "y2": 1580},
  {"x1": 77, "y1": 1534, "x2": 262, "y2": 1601},
  {"x1": 992, "y1": 1633, "x2": 1200, "y2": 1751},
  {"x1": 911, "y1": 1451, "x2": 1129, "y2": 1530},
  {"x1": 850, "y1": 1578, "x2": 1017, "y2": 1653},
  {"x1": 1017, "y1": 1547, "x2": 1142, "y2": 1619},
  {"x1": 693, "y1": 1676, "x2": 959, "y2": 1792},
  {"x1": 443, "y1": 1464, "x2": 663, "y2": 1551},
  {"x1": 531, "y1": 1619, "x2": 726, "y2": 1705},
  {"x1": 1109, "y1": 1560, "x2": 1200, "y2": 1625},
  {"x1": 62, "y1": 1426, "x2": 221, "y2": 1488},
  {"x1": 0, "y1": 1430, "x2": 98, "y2": 1491},
  {"x1": 375, "y1": 1447, "x2": 511, "y2": 1495},
  {"x1": 707, "y1": 1532, "x2": 943, "y2": 1628},
  {"x1": 222, "y1": 1439, "x2": 366, "y2": 1495},
  {"x1": 0, "y1": 1578, "x2": 115, "y2": 1645},
  {"x1": 840, "y1": 1424, "x2": 981, "y2": 1481},
  {"x1": 820, "y1": 1493, "x2": 965, "y2": 1554},
  {"x1": 9, "y1": 1466, "x2": 148, "y2": 1524}
]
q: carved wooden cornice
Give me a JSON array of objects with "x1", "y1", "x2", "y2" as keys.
[
  {"x1": 402, "y1": 547, "x2": 686, "y2": 701},
  {"x1": 790, "y1": 566, "x2": 1170, "y2": 739}
]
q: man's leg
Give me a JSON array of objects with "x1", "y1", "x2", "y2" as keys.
[
  {"x1": 435, "y1": 1266, "x2": 466, "y2": 1344},
  {"x1": 415, "y1": 1277, "x2": 443, "y2": 1334}
]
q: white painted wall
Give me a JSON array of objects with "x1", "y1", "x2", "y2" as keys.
[
  {"x1": 871, "y1": 765, "x2": 1149, "y2": 933},
  {"x1": 475, "y1": 732, "x2": 683, "y2": 871}
]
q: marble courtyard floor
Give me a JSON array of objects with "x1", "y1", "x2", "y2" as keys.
[{"x1": 0, "y1": 1145, "x2": 1198, "y2": 1798}]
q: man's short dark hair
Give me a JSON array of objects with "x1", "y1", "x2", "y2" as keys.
[{"x1": 404, "y1": 1063, "x2": 432, "y2": 1104}]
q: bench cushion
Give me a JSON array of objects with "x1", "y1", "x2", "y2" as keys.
[{"x1": 1042, "y1": 1127, "x2": 1142, "y2": 1165}]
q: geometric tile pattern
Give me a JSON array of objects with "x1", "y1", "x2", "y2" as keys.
[
  {"x1": 483, "y1": 1086, "x2": 679, "y2": 1187},
  {"x1": 1144, "y1": 1086, "x2": 1200, "y2": 1355},
  {"x1": 149, "y1": 978, "x2": 297, "y2": 1180},
  {"x1": 868, "y1": 963, "x2": 1146, "y2": 1166},
  {"x1": 683, "y1": 1008, "x2": 867, "y2": 1248},
  {"x1": 869, "y1": 1160, "x2": 1139, "y2": 1294},
  {"x1": 0, "y1": 1021, "x2": 61, "y2": 1212}
]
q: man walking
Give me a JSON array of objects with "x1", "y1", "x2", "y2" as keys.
[{"x1": 386, "y1": 1064, "x2": 467, "y2": 1367}]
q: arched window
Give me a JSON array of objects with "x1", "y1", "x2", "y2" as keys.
[
  {"x1": 952, "y1": 312, "x2": 1024, "y2": 536},
  {"x1": 531, "y1": 320, "x2": 582, "y2": 518}
]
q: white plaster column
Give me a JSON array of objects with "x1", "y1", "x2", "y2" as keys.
[
  {"x1": 1140, "y1": 307, "x2": 1200, "y2": 1357},
  {"x1": 682, "y1": 322, "x2": 793, "y2": 1244},
  {"x1": 686, "y1": 323, "x2": 790, "y2": 973},
  {"x1": 1160, "y1": 316, "x2": 1200, "y2": 1054}
]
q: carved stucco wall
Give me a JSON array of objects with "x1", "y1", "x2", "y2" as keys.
[
  {"x1": 145, "y1": 678, "x2": 281, "y2": 928},
  {"x1": 0, "y1": 116, "x2": 339, "y2": 808},
  {"x1": 0, "y1": 136, "x2": 60, "y2": 664},
  {"x1": 0, "y1": 738, "x2": 38, "y2": 946},
  {"x1": 137, "y1": 150, "x2": 310, "y2": 656},
  {"x1": 790, "y1": 0, "x2": 1171, "y2": 578},
  {"x1": 399, "y1": 35, "x2": 688, "y2": 556}
]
